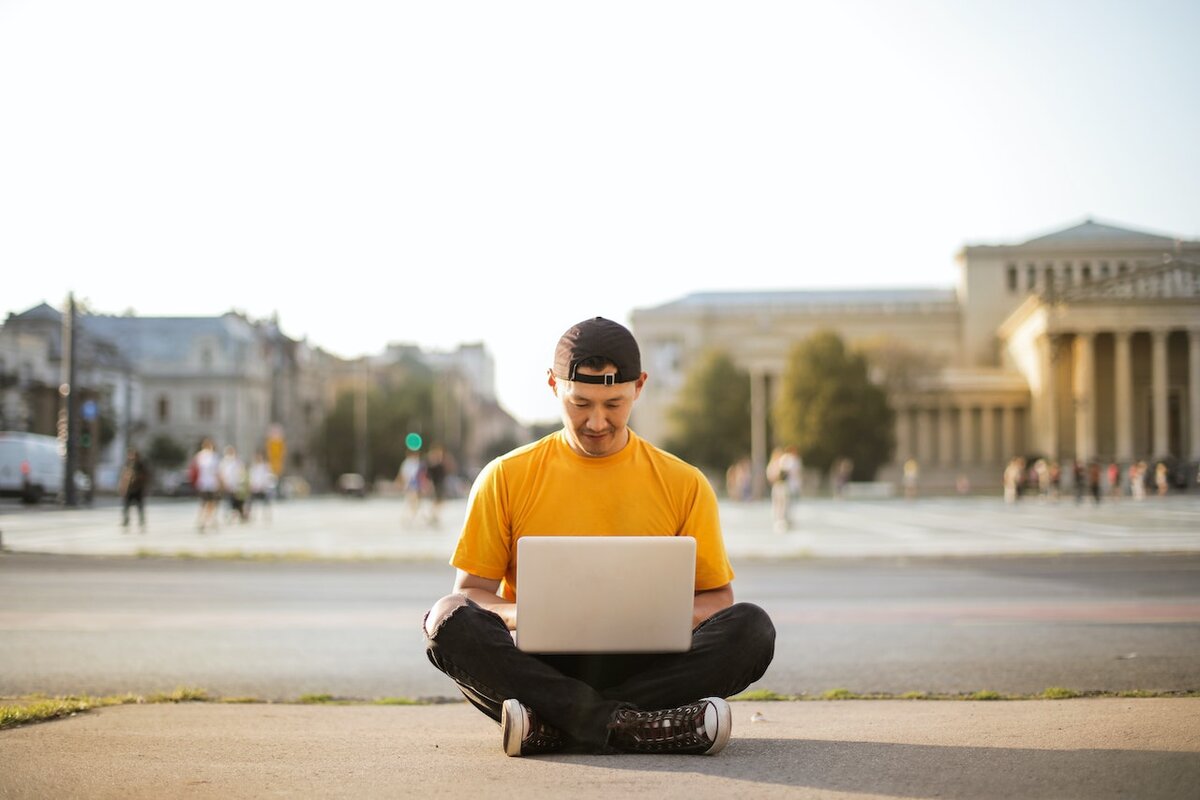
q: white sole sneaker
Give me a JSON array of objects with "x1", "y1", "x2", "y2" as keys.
[
  {"x1": 501, "y1": 698, "x2": 528, "y2": 757},
  {"x1": 701, "y1": 697, "x2": 732, "y2": 755}
]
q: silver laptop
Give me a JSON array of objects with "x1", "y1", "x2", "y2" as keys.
[{"x1": 515, "y1": 536, "x2": 696, "y2": 654}]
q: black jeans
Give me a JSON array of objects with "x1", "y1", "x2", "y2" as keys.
[{"x1": 424, "y1": 599, "x2": 776, "y2": 751}]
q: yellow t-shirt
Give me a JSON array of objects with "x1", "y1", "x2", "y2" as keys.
[{"x1": 451, "y1": 429, "x2": 734, "y2": 601}]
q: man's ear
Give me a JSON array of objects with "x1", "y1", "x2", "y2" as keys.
[{"x1": 632, "y1": 371, "x2": 648, "y2": 399}]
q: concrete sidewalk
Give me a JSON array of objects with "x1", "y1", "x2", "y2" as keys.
[
  {"x1": 3, "y1": 700, "x2": 1198, "y2": 799},
  {"x1": 3, "y1": 494, "x2": 1199, "y2": 560}
]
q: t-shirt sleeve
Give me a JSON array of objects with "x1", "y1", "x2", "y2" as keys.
[
  {"x1": 683, "y1": 470, "x2": 735, "y2": 591},
  {"x1": 449, "y1": 458, "x2": 513, "y2": 581}
]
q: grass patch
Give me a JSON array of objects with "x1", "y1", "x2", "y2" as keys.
[
  {"x1": 298, "y1": 693, "x2": 338, "y2": 704},
  {"x1": 1, "y1": 698, "x2": 94, "y2": 729},
  {"x1": 729, "y1": 689, "x2": 795, "y2": 702},
  {"x1": 219, "y1": 696, "x2": 264, "y2": 704},
  {"x1": 146, "y1": 687, "x2": 211, "y2": 703},
  {"x1": 372, "y1": 697, "x2": 423, "y2": 706},
  {"x1": 822, "y1": 688, "x2": 856, "y2": 700},
  {"x1": 970, "y1": 690, "x2": 1004, "y2": 701},
  {"x1": 1040, "y1": 687, "x2": 1081, "y2": 700}
]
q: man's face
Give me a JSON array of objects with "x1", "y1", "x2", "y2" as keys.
[{"x1": 550, "y1": 366, "x2": 646, "y2": 458}]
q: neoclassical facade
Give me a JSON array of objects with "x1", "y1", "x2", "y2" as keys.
[{"x1": 630, "y1": 220, "x2": 1200, "y2": 489}]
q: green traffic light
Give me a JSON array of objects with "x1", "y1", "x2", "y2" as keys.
[{"x1": 405, "y1": 432, "x2": 423, "y2": 451}]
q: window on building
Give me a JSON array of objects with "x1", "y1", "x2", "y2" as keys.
[
  {"x1": 1064, "y1": 265, "x2": 1074, "y2": 284},
  {"x1": 157, "y1": 396, "x2": 170, "y2": 422},
  {"x1": 1043, "y1": 267, "x2": 1055, "y2": 292},
  {"x1": 1081, "y1": 265, "x2": 1092, "y2": 282},
  {"x1": 197, "y1": 396, "x2": 216, "y2": 421},
  {"x1": 1100, "y1": 261, "x2": 1110, "y2": 278},
  {"x1": 1118, "y1": 261, "x2": 1128, "y2": 274},
  {"x1": 1026, "y1": 265, "x2": 1036, "y2": 291},
  {"x1": 1006, "y1": 265, "x2": 1018, "y2": 292}
]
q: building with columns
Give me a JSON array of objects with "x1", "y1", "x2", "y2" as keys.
[{"x1": 630, "y1": 219, "x2": 1200, "y2": 490}]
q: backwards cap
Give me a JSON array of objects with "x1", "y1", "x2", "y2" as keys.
[{"x1": 552, "y1": 317, "x2": 642, "y2": 385}]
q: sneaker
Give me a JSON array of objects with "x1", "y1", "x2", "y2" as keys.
[
  {"x1": 501, "y1": 698, "x2": 564, "y2": 757},
  {"x1": 607, "y1": 697, "x2": 732, "y2": 755}
]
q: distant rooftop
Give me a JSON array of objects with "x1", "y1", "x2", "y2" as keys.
[
  {"x1": 968, "y1": 218, "x2": 1192, "y2": 252},
  {"x1": 639, "y1": 288, "x2": 957, "y2": 313}
]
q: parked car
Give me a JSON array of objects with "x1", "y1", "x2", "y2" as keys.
[
  {"x1": 335, "y1": 473, "x2": 366, "y2": 497},
  {"x1": 0, "y1": 431, "x2": 64, "y2": 504}
]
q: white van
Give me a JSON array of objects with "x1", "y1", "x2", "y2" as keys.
[{"x1": 0, "y1": 431, "x2": 64, "y2": 504}]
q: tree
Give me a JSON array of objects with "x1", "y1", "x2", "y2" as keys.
[
  {"x1": 663, "y1": 349, "x2": 750, "y2": 473},
  {"x1": 855, "y1": 336, "x2": 946, "y2": 395},
  {"x1": 313, "y1": 368, "x2": 436, "y2": 485},
  {"x1": 772, "y1": 331, "x2": 894, "y2": 481},
  {"x1": 146, "y1": 434, "x2": 188, "y2": 469}
]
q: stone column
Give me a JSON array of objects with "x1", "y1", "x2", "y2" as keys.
[
  {"x1": 1113, "y1": 330, "x2": 1134, "y2": 461},
  {"x1": 1001, "y1": 405, "x2": 1015, "y2": 462},
  {"x1": 959, "y1": 404, "x2": 975, "y2": 465},
  {"x1": 1151, "y1": 330, "x2": 1169, "y2": 458},
  {"x1": 750, "y1": 369, "x2": 768, "y2": 500},
  {"x1": 938, "y1": 404, "x2": 955, "y2": 467},
  {"x1": 894, "y1": 406, "x2": 911, "y2": 462},
  {"x1": 1037, "y1": 334, "x2": 1058, "y2": 460},
  {"x1": 980, "y1": 405, "x2": 996, "y2": 464},
  {"x1": 1073, "y1": 332, "x2": 1095, "y2": 462},
  {"x1": 1190, "y1": 330, "x2": 1200, "y2": 461},
  {"x1": 916, "y1": 407, "x2": 933, "y2": 466}
]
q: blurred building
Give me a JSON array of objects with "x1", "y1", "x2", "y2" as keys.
[
  {"x1": 631, "y1": 219, "x2": 1200, "y2": 490},
  {"x1": 0, "y1": 307, "x2": 326, "y2": 491}
]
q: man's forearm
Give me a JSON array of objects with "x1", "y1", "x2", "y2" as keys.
[
  {"x1": 692, "y1": 584, "x2": 734, "y2": 627},
  {"x1": 457, "y1": 587, "x2": 517, "y2": 630}
]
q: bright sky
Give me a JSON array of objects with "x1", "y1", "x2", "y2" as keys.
[{"x1": 3, "y1": 1, "x2": 1198, "y2": 425}]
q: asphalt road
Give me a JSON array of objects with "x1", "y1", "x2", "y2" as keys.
[{"x1": 2, "y1": 553, "x2": 1198, "y2": 699}]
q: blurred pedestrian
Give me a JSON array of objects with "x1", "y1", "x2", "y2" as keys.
[
  {"x1": 1130, "y1": 461, "x2": 1147, "y2": 501},
  {"x1": 903, "y1": 458, "x2": 920, "y2": 500},
  {"x1": 833, "y1": 457, "x2": 853, "y2": 499},
  {"x1": 219, "y1": 445, "x2": 248, "y2": 523},
  {"x1": 248, "y1": 450, "x2": 275, "y2": 523},
  {"x1": 1003, "y1": 457, "x2": 1024, "y2": 504},
  {"x1": 1087, "y1": 461, "x2": 1102, "y2": 504},
  {"x1": 767, "y1": 446, "x2": 801, "y2": 532},
  {"x1": 424, "y1": 445, "x2": 453, "y2": 527},
  {"x1": 725, "y1": 457, "x2": 751, "y2": 502},
  {"x1": 396, "y1": 448, "x2": 424, "y2": 524},
  {"x1": 1155, "y1": 462, "x2": 1169, "y2": 497},
  {"x1": 192, "y1": 438, "x2": 221, "y2": 532},
  {"x1": 118, "y1": 446, "x2": 149, "y2": 532},
  {"x1": 1107, "y1": 462, "x2": 1122, "y2": 500}
]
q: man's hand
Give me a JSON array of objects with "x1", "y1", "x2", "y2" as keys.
[
  {"x1": 693, "y1": 583, "x2": 734, "y2": 627},
  {"x1": 454, "y1": 569, "x2": 517, "y2": 630}
]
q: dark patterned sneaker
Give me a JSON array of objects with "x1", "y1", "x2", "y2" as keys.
[
  {"x1": 501, "y1": 698, "x2": 565, "y2": 757},
  {"x1": 607, "y1": 697, "x2": 732, "y2": 755}
]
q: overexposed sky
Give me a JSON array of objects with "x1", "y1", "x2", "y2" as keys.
[{"x1": 3, "y1": 0, "x2": 1198, "y2": 424}]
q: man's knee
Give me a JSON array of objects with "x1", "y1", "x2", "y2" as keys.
[
  {"x1": 424, "y1": 593, "x2": 470, "y2": 638},
  {"x1": 726, "y1": 602, "x2": 776, "y2": 653}
]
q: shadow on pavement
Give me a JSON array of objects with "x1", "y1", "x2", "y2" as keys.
[{"x1": 549, "y1": 739, "x2": 1200, "y2": 800}]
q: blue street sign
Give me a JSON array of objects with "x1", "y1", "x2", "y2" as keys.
[{"x1": 81, "y1": 399, "x2": 97, "y2": 421}]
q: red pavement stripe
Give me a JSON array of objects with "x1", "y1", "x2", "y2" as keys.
[{"x1": 771, "y1": 602, "x2": 1200, "y2": 624}]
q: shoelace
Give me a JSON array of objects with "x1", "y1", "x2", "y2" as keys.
[
  {"x1": 523, "y1": 711, "x2": 564, "y2": 752},
  {"x1": 607, "y1": 702, "x2": 710, "y2": 752}
]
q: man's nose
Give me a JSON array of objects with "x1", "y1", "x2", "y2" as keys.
[{"x1": 584, "y1": 408, "x2": 608, "y2": 430}]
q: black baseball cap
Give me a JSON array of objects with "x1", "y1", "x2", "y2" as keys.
[{"x1": 552, "y1": 317, "x2": 642, "y2": 385}]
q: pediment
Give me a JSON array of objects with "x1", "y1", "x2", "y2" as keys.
[{"x1": 1054, "y1": 258, "x2": 1200, "y2": 303}]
